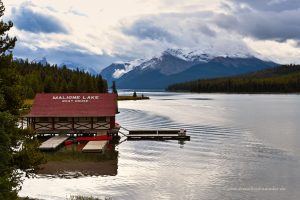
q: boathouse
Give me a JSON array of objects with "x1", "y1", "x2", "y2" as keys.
[{"x1": 25, "y1": 93, "x2": 118, "y2": 136}]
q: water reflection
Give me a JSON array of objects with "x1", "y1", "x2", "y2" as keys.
[
  {"x1": 19, "y1": 93, "x2": 300, "y2": 200},
  {"x1": 38, "y1": 142, "x2": 119, "y2": 177}
]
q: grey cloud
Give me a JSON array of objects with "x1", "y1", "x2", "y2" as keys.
[
  {"x1": 215, "y1": 2, "x2": 300, "y2": 41},
  {"x1": 116, "y1": 11, "x2": 254, "y2": 58},
  {"x1": 13, "y1": 42, "x2": 125, "y2": 71},
  {"x1": 67, "y1": 8, "x2": 87, "y2": 17},
  {"x1": 198, "y1": 25, "x2": 216, "y2": 37},
  {"x1": 12, "y1": 7, "x2": 68, "y2": 34},
  {"x1": 214, "y1": 14, "x2": 239, "y2": 30},
  {"x1": 122, "y1": 19, "x2": 175, "y2": 42},
  {"x1": 121, "y1": 11, "x2": 219, "y2": 45},
  {"x1": 231, "y1": 0, "x2": 300, "y2": 11}
]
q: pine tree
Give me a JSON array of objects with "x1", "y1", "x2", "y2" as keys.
[
  {"x1": 0, "y1": 1, "x2": 44, "y2": 198},
  {"x1": 0, "y1": 2, "x2": 16, "y2": 56},
  {"x1": 0, "y1": 1, "x2": 19, "y2": 197},
  {"x1": 133, "y1": 91, "x2": 137, "y2": 97},
  {"x1": 112, "y1": 81, "x2": 118, "y2": 95}
]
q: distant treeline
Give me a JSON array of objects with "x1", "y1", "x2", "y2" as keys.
[
  {"x1": 167, "y1": 64, "x2": 300, "y2": 93},
  {"x1": 15, "y1": 59, "x2": 108, "y2": 98}
]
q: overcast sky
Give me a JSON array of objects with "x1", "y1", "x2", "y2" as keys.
[{"x1": 3, "y1": 0, "x2": 300, "y2": 71}]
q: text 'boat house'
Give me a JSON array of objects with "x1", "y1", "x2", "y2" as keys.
[{"x1": 24, "y1": 93, "x2": 118, "y2": 136}]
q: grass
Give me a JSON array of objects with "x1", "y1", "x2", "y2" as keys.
[
  {"x1": 24, "y1": 99, "x2": 34, "y2": 106},
  {"x1": 20, "y1": 99, "x2": 34, "y2": 115}
]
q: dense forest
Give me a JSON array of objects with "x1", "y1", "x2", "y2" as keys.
[
  {"x1": 15, "y1": 59, "x2": 108, "y2": 99},
  {"x1": 167, "y1": 65, "x2": 300, "y2": 93},
  {"x1": 0, "y1": 1, "x2": 46, "y2": 199}
]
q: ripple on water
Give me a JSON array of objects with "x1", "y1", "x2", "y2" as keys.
[{"x1": 19, "y1": 100, "x2": 300, "y2": 200}]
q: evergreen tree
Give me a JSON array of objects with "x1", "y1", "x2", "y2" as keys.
[
  {"x1": 112, "y1": 81, "x2": 118, "y2": 95},
  {"x1": 0, "y1": 1, "x2": 19, "y2": 198},
  {"x1": 0, "y1": 1, "x2": 44, "y2": 198},
  {"x1": 167, "y1": 65, "x2": 300, "y2": 93},
  {"x1": 133, "y1": 91, "x2": 137, "y2": 97},
  {"x1": 0, "y1": 2, "x2": 16, "y2": 56},
  {"x1": 14, "y1": 61, "x2": 108, "y2": 97}
]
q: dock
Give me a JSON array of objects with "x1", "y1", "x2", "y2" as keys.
[
  {"x1": 82, "y1": 141, "x2": 108, "y2": 153},
  {"x1": 39, "y1": 135, "x2": 69, "y2": 151},
  {"x1": 127, "y1": 129, "x2": 190, "y2": 140}
]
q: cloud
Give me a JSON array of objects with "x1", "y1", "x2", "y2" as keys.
[
  {"x1": 112, "y1": 59, "x2": 145, "y2": 78},
  {"x1": 13, "y1": 41, "x2": 125, "y2": 71},
  {"x1": 214, "y1": 1, "x2": 300, "y2": 42},
  {"x1": 12, "y1": 6, "x2": 68, "y2": 34},
  {"x1": 122, "y1": 19, "x2": 175, "y2": 42},
  {"x1": 67, "y1": 7, "x2": 87, "y2": 17},
  {"x1": 116, "y1": 11, "x2": 253, "y2": 59},
  {"x1": 231, "y1": 0, "x2": 300, "y2": 11},
  {"x1": 6, "y1": 0, "x2": 300, "y2": 66},
  {"x1": 198, "y1": 25, "x2": 216, "y2": 37}
]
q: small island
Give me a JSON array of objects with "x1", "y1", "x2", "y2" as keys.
[{"x1": 117, "y1": 92, "x2": 150, "y2": 101}]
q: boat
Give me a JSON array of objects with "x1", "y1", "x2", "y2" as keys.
[
  {"x1": 76, "y1": 135, "x2": 112, "y2": 141},
  {"x1": 64, "y1": 140, "x2": 74, "y2": 146}
]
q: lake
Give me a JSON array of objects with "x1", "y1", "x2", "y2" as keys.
[{"x1": 19, "y1": 92, "x2": 300, "y2": 200}]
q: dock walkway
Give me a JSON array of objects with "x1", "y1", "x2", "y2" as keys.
[
  {"x1": 82, "y1": 141, "x2": 107, "y2": 153},
  {"x1": 39, "y1": 135, "x2": 69, "y2": 151},
  {"x1": 127, "y1": 129, "x2": 190, "y2": 140}
]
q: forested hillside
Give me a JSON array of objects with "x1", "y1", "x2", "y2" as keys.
[
  {"x1": 15, "y1": 59, "x2": 108, "y2": 98},
  {"x1": 167, "y1": 65, "x2": 300, "y2": 93}
]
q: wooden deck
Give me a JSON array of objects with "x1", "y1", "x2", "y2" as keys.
[
  {"x1": 82, "y1": 141, "x2": 108, "y2": 153},
  {"x1": 39, "y1": 135, "x2": 69, "y2": 151},
  {"x1": 127, "y1": 129, "x2": 190, "y2": 140}
]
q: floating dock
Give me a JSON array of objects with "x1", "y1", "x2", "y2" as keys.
[
  {"x1": 127, "y1": 129, "x2": 190, "y2": 140},
  {"x1": 39, "y1": 135, "x2": 69, "y2": 151},
  {"x1": 82, "y1": 141, "x2": 108, "y2": 153}
]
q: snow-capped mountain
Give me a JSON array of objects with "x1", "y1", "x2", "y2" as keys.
[
  {"x1": 30, "y1": 57, "x2": 49, "y2": 66},
  {"x1": 101, "y1": 48, "x2": 278, "y2": 89},
  {"x1": 102, "y1": 48, "x2": 211, "y2": 83},
  {"x1": 60, "y1": 61, "x2": 98, "y2": 75},
  {"x1": 37, "y1": 57, "x2": 48, "y2": 66},
  {"x1": 112, "y1": 59, "x2": 145, "y2": 79}
]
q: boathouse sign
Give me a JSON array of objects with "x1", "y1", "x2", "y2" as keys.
[{"x1": 52, "y1": 95, "x2": 100, "y2": 103}]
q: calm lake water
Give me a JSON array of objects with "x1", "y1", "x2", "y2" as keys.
[{"x1": 19, "y1": 92, "x2": 300, "y2": 200}]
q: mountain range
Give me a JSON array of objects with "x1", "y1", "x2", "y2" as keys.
[
  {"x1": 29, "y1": 57, "x2": 99, "y2": 75},
  {"x1": 22, "y1": 48, "x2": 278, "y2": 89},
  {"x1": 59, "y1": 60, "x2": 99, "y2": 75},
  {"x1": 101, "y1": 49, "x2": 278, "y2": 89}
]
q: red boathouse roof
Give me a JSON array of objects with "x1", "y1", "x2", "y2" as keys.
[{"x1": 26, "y1": 93, "x2": 118, "y2": 117}]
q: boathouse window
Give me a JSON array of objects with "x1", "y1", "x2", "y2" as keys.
[
  {"x1": 95, "y1": 117, "x2": 106, "y2": 122},
  {"x1": 38, "y1": 117, "x2": 49, "y2": 122},
  {"x1": 82, "y1": 117, "x2": 90, "y2": 122},
  {"x1": 59, "y1": 117, "x2": 69, "y2": 122},
  {"x1": 74, "y1": 117, "x2": 91, "y2": 122}
]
